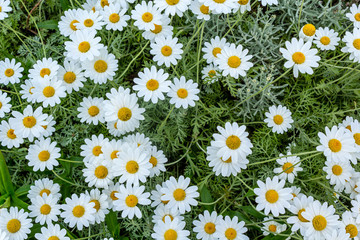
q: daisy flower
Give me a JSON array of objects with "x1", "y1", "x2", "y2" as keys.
[
  {"x1": 82, "y1": 0, "x2": 99, "y2": 12},
  {"x1": 254, "y1": 176, "x2": 292, "y2": 217},
  {"x1": 0, "y1": 58, "x2": 23, "y2": 85},
  {"x1": 150, "y1": 36, "x2": 183, "y2": 67},
  {"x1": 301, "y1": 200, "x2": 340, "y2": 240},
  {"x1": 133, "y1": 66, "x2": 171, "y2": 104},
  {"x1": 106, "y1": 120, "x2": 123, "y2": 137},
  {"x1": 28, "y1": 57, "x2": 59, "y2": 80},
  {"x1": 85, "y1": 189, "x2": 109, "y2": 223},
  {"x1": 61, "y1": 193, "x2": 96, "y2": 231},
  {"x1": 152, "y1": 216, "x2": 190, "y2": 240},
  {"x1": 210, "y1": 122, "x2": 253, "y2": 163},
  {"x1": 327, "y1": 228, "x2": 350, "y2": 240},
  {"x1": 11, "y1": 105, "x2": 48, "y2": 142},
  {"x1": 28, "y1": 194, "x2": 61, "y2": 225},
  {"x1": 214, "y1": 216, "x2": 249, "y2": 240},
  {"x1": 0, "y1": 120, "x2": 24, "y2": 148},
  {"x1": 215, "y1": 43, "x2": 253, "y2": 78},
  {"x1": 340, "y1": 116, "x2": 355, "y2": 131},
  {"x1": 193, "y1": 210, "x2": 222, "y2": 240},
  {"x1": 189, "y1": 0, "x2": 210, "y2": 21},
  {"x1": 199, "y1": 0, "x2": 237, "y2": 14},
  {"x1": 346, "y1": 4, "x2": 360, "y2": 29},
  {"x1": 342, "y1": 28, "x2": 360, "y2": 63},
  {"x1": 65, "y1": 29, "x2": 104, "y2": 61},
  {"x1": 290, "y1": 186, "x2": 303, "y2": 200},
  {"x1": 19, "y1": 80, "x2": 36, "y2": 103},
  {"x1": 161, "y1": 175, "x2": 199, "y2": 214},
  {"x1": 201, "y1": 64, "x2": 220, "y2": 83},
  {"x1": 102, "y1": 139, "x2": 124, "y2": 161},
  {"x1": 83, "y1": 158, "x2": 115, "y2": 188},
  {"x1": 80, "y1": 134, "x2": 109, "y2": 163},
  {"x1": 150, "y1": 183, "x2": 169, "y2": 208},
  {"x1": 34, "y1": 224, "x2": 70, "y2": 240},
  {"x1": 97, "y1": 0, "x2": 115, "y2": 9},
  {"x1": 82, "y1": 47, "x2": 118, "y2": 84},
  {"x1": 123, "y1": 132, "x2": 152, "y2": 150},
  {"x1": 0, "y1": 207, "x2": 33, "y2": 240},
  {"x1": 323, "y1": 160, "x2": 353, "y2": 191},
  {"x1": 102, "y1": 3, "x2": 130, "y2": 31},
  {"x1": 58, "y1": 9, "x2": 81, "y2": 37},
  {"x1": 32, "y1": 76, "x2": 67, "y2": 108},
  {"x1": 0, "y1": 0, "x2": 12, "y2": 20},
  {"x1": 279, "y1": 38, "x2": 320, "y2": 78},
  {"x1": 103, "y1": 181, "x2": 122, "y2": 211},
  {"x1": 75, "y1": 9, "x2": 105, "y2": 31},
  {"x1": 287, "y1": 195, "x2": 314, "y2": 236},
  {"x1": 341, "y1": 211, "x2": 360, "y2": 239},
  {"x1": 262, "y1": 217, "x2": 287, "y2": 236},
  {"x1": 27, "y1": 178, "x2": 61, "y2": 201},
  {"x1": 350, "y1": 120, "x2": 360, "y2": 162},
  {"x1": 299, "y1": 23, "x2": 316, "y2": 42},
  {"x1": 57, "y1": 59, "x2": 86, "y2": 93},
  {"x1": 148, "y1": 146, "x2": 168, "y2": 177},
  {"x1": 314, "y1": 27, "x2": 340, "y2": 51},
  {"x1": 142, "y1": 16, "x2": 173, "y2": 41},
  {"x1": 316, "y1": 126, "x2": 356, "y2": 162},
  {"x1": 152, "y1": 205, "x2": 184, "y2": 224},
  {"x1": 154, "y1": 0, "x2": 191, "y2": 17},
  {"x1": 26, "y1": 138, "x2": 61, "y2": 172},
  {"x1": 202, "y1": 36, "x2": 229, "y2": 64},
  {"x1": 351, "y1": 195, "x2": 360, "y2": 223},
  {"x1": 113, "y1": 184, "x2": 151, "y2": 219},
  {"x1": 168, "y1": 76, "x2": 200, "y2": 109},
  {"x1": 259, "y1": 0, "x2": 278, "y2": 6},
  {"x1": 233, "y1": 0, "x2": 251, "y2": 13},
  {"x1": 77, "y1": 96, "x2": 105, "y2": 125},
  {"x1": 273, "y1": 153, "x2": 302, "y2": 183},
  {"x1": 131, "y1": 1, "x2": 162, "y2": 31},
  {"x1": 0, "y1": 91, "x2": 11, "y2": 117},
  {"x1": 41, "y1": 115, "x2": 56, "y2": 138}
]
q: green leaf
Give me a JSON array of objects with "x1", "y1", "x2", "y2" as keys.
[
  {"x1": 15, "y1": 184, "x2": 31, "y2": 197},
  {"x1": 237, "y1": 206, "x2": 264, "y2": 219},
  {"x1": 200, "y1": 185, "x2": 214, "y2": 211},
  {"x1": 11, "y1": 195, "x2": 29, "y2": 210},
  {"x1": 105, "y1": 210, "x2": 120, "y2": 238},
  {"x1": 0, "y1": 151, "x2": 15, "y2": 195},
  {"x1": 60, "y1": 0, "x2": 71, "y2": 10},
  {"x1": 37, "y1": 20, "x2": 58, "y2": 30}
]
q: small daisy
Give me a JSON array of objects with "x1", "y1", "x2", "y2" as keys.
[
  {"x1": 75, "y1": 9, "x2": 105, "y2": 31},
  {"x1": 85, "y1": 189, "x2": 109, "y2": 223},
  {"x1": 57, "y1": 59, "x2": 86, "y2": 94},
  {"x1": 58, "y1": 9, "x2": 81, "y2": 37},
  {"x1": 323, "y1": 160, "x2": 353, "y2": 191},
  {"x1": 168, "y1": 76, "x2": 200, "y2": 109},
  {"x1": 287, "y1": 195, "x2": 314, "y2": 236},
  {"x1": 152, "y1": 205, "x2": 184, "y2": 224},
  {"x1": 41, "y1": 115, "x2": 56, "y2": 138},
  {"x1": 142, "y1": 16, "x2": 173, "y2": 41},
  {"x1": 77, "y1": 96, "x2": 105, "y2": 125},
  {"x1": 214, "y1": 216, "x2": 249, "y2": 240},
  {"x1": 82, "y1": 0, "x2": 99, "y2": 12},
  {"x1": 340, "y1": 116, "x2": 355, "y2": 131},
  {"x1": 150, "y1": 36, "x2": 183, "y2": 67},
  {"x1": 189, "y1": 0, "x2": 210, "y2": 21},
  {"x1": 102, "y1": 3, "x2": 130, "y2": 31},
  {"x1": 152, "y1": 216, "x2": 190, "y2": 240},
  {"x1": 0, "y1": 0, "x2": 12, "y2": 20},
  {"x1": 32, "y1": 76, "x2": 67, "y2": 107},
  {"x1": 202, "y1": 36, "x2": 229, "y2": 64},
  {"x1": 314, "y1": 27, "x2": 340, "y2": 51},
  {"x1": 0, "y1": 207, "x2": 33, "y2": 240},
  {"x1": 83, "y1": 158, "x2": 115, "y2": 188},
  {"x1": 215, "y1": 43, "x2": 253, "y2": 78},
  {"x1": 28, "y1": 194, "x2": 61, "y2": 225},
  {"x1": 161, "y1": 175, "x2": 199, "y2": 214},
  {"x1": 342, "y1": 28, "x2": 360, "y2": 63},
  {"x1": 290, "y1": 186, "x2": 304, "y2": 200},
  {"x1": 113, "y1": 184, "x2": 151, "y2": 219},
  {"x1": 28, "y1": 58, "x2": 59, "y2": 81},
  {"x1": 279, "y1": 38, "x2": 320, "y2": 78},
  {"x1": 0, "y1": 120, "x2": 24, "y2": 149},
  {"x1": 273, "y1": 153, "x2": 302, "y2": 183},
  {"x1": 106, "y1": 120, "x2": 122, "y2": 137},
  {"x1": 299, "y1": 23, "x2": 316, "y2": 42},
  {"x1": 150, "y1": 183, "x2": 169, "y2": 208},
  {"x1": 133, "y1": 66, "x2": 171, "y2": 104},
  {"x1": 0, "y1": 91, "x2": 11, "y2": 117},
  {"x1": 61, "y1": 193, "x2": 96, "y2": 231},
  {"x1": 346, "y1": 4, "x2": 360, "y2": 29},
  {"x1": 34, "y1": 224, "x2": 70, "y2": 240},
  {"x1": 19, "y1": 80, "x2": 36, "y2": 103},
  {"x1": 259, "y1": 0, "x2": 278, "y2": 6},
  {"x1": 131, "y1": 1, "x2": 162, "y2": 31},
  {"x1": 254, "y1": 176, "x2": 292, "y2": 217},
  {"x1": 102, "y1": 139, "x2": 124, "y2": 161},
  {"x1": 154, "y1": 0, "x2": 191, "y2": 17},
  {"x1": 233, "y1": 0, "x2": 251, "y2": 13},
  {"x1": 103, "y1": 181, "x2": 122, "y2": 211},
  {"x1": 123, "y1": 132, "x2": 152, "y2": 150},
  {"x1": 82, "y1": 47, "x2": 118, "y2": 84},
  {"x1": 316, "y1": 126, "x2": 356, "y2": 162},
  {"x1": 27, "y1": 178, "x2": 61, "y2": 201},
  {"x1": 26, "y1": 138, "x2": 60, "y2": 172},
  {"x1": 80, "y1": 134, "x2": 109, "y2": 163},
  {"x1": 148, "y1": 146, "x2": 168, "y2": 177},
  {"x1": 262, "y1": 217, "x2": 287, "y2": 236},
  {"x1": 350, "y1": 120, "x2": 360, "y2": 162},
  {"x1": 341, "y1": 211, "x2": 360, "y2": 239},
  {"x1": 264, "y1": 105, "x2": 294, "y2": 134},
  {"x1": 199, "y1": 0, "x2": 236, "y2": 14},
  {"x1": 0, "y1": 58, "x2": 24, "y2": 85},
  {"x1": 193, "y1": 210, "x2": 222, "y2": 240},
  {"x1": 201, "y1": 64, "x2": 220, "y2": 84}
]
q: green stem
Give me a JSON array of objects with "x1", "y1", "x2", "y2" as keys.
[
  {"x1": 58, "y1": 158, "x2": 83, "y2": 164},
  {"x1": 248, "y1": 150, "x2": 319, "y2": 166},
  {"x1": 157, "y1": 105, "x2": 175, "y2": 133}
]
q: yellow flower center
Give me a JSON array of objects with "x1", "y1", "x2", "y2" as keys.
[
  {"x1": 225, "y1": 228, "x2": 237, "y2": 240},
  {"x1": 23, "y1": 116, "x2": 37, "y2": 128},
  {"x1": 48, "y1": 237, "x2": 60, "y2": 240},
  {"x1": 7, "y1": 219, "x2": 21, "y2": 233},
  {"x1": 149, "y1": 156, "x2": 158, "y2": 167},
  {"x1": 94, "y1": 165, "x2": 108, "y2": 179},
  {"x1": 90, "y1": 199, "x2": 100, "y2": 211},
  {"x1": 355, "y1": 13, "x2": 360, "y2": 21},
  {"x1": 88, "y1": 106, "x2": 100, "y2": 117},
  {"x1": 126, "y1": 160, "x2": 139, "y2": 174},
  {"x1": 40, "y1": 68, "x2": 51, "y2": 78},
  {"x1": 43, "y1": 86, "x2": 55, "y2": 98},
  {"x1": 226, "y1": 135, "x2": 241, "y2": 150},
  {"x1": 354, "y1": 133, "x2": 360, "y2": 145},
  {"x1": 151, "y1": 24, "x2": 162, "y2": 34},
  {"x1": 146, "y1": 79, "x2": 159, "y2": 91},
  {"x1": 84, "y1": 19, "x2": 94, "y2": 27},
  {"x1": 29, "y1": 87, "x2": 34, "y2": 94},
  {"x1": 221, "y1": 157, "x2": 232, "y2": 163},
  {"x1": 297, "y1": 208, "x2": 309, "y2": 222},
  {"x1": 204, "y1": 222, "x2": 216, "y2": 234},
  {"x1": 111, "y1": 150, "x2": 119, "y2": 160},
  {"x1": 161, "y1": 46, "x2": 173, "y2": 56},
  {"x1": 320, "y1": 36, "x2": 330, "y2": 46},
  {"x1": 162, "y1": 214, "x2": 174, "y2": 222},
  {"x1": 40, "y1": 188, "x2": 51, "y2": 196},
  {"x1": 177, "y1": 88, "x2": 188, "y2": 99},
  {"x1": 125, "y1": 195, "x2": 138, "y2": 207},
  {"x1": 173, "y1": 188, "x2": 186, "y2": 201},
  {"x1": 92, "y1": 146, "x2": 102, "y2": 156},
  {"x1": 109, "y1": 13, "x2": 120, "y2": 23},
  {"x1": 346, "y1": 125, "x2": 352, "y2": 131},
  {"x1": 331, "y1": 165, "x2": 343, "y2": 176},
  {"x1": 353, "y1": 39, "x2": 360, "y2": 50},
  {"x1": 63, "y1": 72, "x2": 76, "y2": 83},
  {"x1": 164, "y1": 229, "x2": 178, "y2": 240},
  {"x1": 282, "y1": 162, "x2": 294, "y2": 174},
  {"x1": 212, "y1": 47, "x2": 221, "y2": 57},
  {"x1": 72, "y1": 205, "x2": 85, "y2": 218},
  {"x1": 238, "y1": 0, "x2": 249, "y2": 4},
  {"x1": 328, "y1": 139, "x2": 342, "y2": 152},
  {"x1": 6, "y1": 129, "x2": 16, "y2": 139},
  {"x1": 38, "y1": 150, "x2": 50, "y2": 162},
  {"x1": 0, "y1": 6, "x2": 2, "y2": 12},
  {"x1": 302, "y1": 24, "x2": 316, "y2": 36},
  {"x1": 208, "y1": 70, "x2": 216, "y2": 78},
  {"x1": 200, "y1": 5, "x2": 209, "y2": 14},
  {"x1": 346, "y1": 224, "x2": 358, "y2": 238},
  {"x1": 312, "y1": 215, "x2": 327, "y2": 231},
  {"x1": 265, "y1": 189, "x2": 279, "y2": 203},
  {"x1": 70, "y1": 20, "x2": 79, "y2": 31},
  {"x1": 292, "y1": 52, "x2": 306, "y2": 64},
  {"x1": 4, "y1": 68, "x2": 14, "y2": 77},
  {"x1": 78, "y1": 41, "x2": 91, "y2": 53},
  {"x1": 40, "y1": 204, "x2": 52, "y2": 215},
  {"x1": 213, "y1": 0, "x2": 226, "y2": 3},
  {"x1": 117, "y1": 107, "x2": 132, "y2": 121},
  {"x1": 142, "y1": 12, "x2": 153, "y2": 23},
  {"x1": 273, "y1": 114, "x2": 284, "y2": 125},
  {"x1": 94, "y1": 60, "x2": 108, "y2": 73},
  {"x1": 110, "y1": 191, "x2": 119, "y2": 200},
  {"x1": 165, "y1": 0, "x2": 179, "y2": 5},
  {"x1": 101, "y1": 0, "x2": 109, "y2": 7},
  {"x1": 268, "y1": 224, "x2": 277, "y2": 232},
  {"x1": 227, "y1": 56, "x2": 241, "y2": 68}
]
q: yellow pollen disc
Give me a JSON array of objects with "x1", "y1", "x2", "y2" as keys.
[
  {"x1": 146, "y1": 79, "x2": 159, "y2": 91},
  {"x1": 48, "y1": 237, "x2": 60, "y2": 240},
  {"x1": 302, "y1": 24, "x2": 316, "y2": 36},
  {"x1": 213, "y1": 0, "x2": 226, "y2": 3},
  {"x1": 346, "y1": 224, "x2": 358, "y2": 238},
  {"x1": 126, "y1": 160, "x2": 139, "y2": 174},
  {"x1": 165, "y1": 0, "x2": 179, "y2": 5},
  {"x1": 88, "y1": 106, "x2": 100, "y2": 117},
  {"x1": 70, "y1": 20, "x2": 79, "y2": 31},
  {"x1": 110, "y1": 191, "x2": 119, "y2": 200},
  {"x1": 94, "y1": 60, "x2": 108, "y2": 73},
  {"x1": 312, "y1": 215, "x2": 327, "y2": 231},
  {"x1": 109, "y1": 13, "x2": 120, "y2": 23},
  {"x1": 204, "y1": 222, "x2": 216, "y2": 234},
  {"x1": 164, "y1": 229, "x2": 178, "y2": 240},
  {"x1": 225, "y1": 228, "x2": 237, "y2": 240},
  {"x1": 265, "y1": 189, "x2": 279, "y2": 203},
  {"x1": 117, "y1": 107, "x2": 132, "y2": 121},
  {"x1": 212, "y1": 47, "x2": 221, "y2": 57},
  {"x1": 78, "y1": 41, "x2": 91, "y2": 53},
  {"x1": 29, "y1": 87, "x2": 34, "y2": 94},
  {"x1": 90, "y1": 199, "x2": 100, "y2": 211},
  {"x1": 42, "y1": 125, "x2": 48, "y2": 130},
  {"x1": 238, "y1": 0, "x2": 249, "y2": 4},
  {"x1": 111, "y1": 150, "x2": 119, "y2": 160},
  {"x1": 40, "y1": 68, "x2": 51, "y2": 78},
  {"x1": 354, "y1": 133, "x2": 360, "y2": 145},
  {"x1": 353, "y1": 39, "x2": 360, "y2": 50},
  {"x1": 7, "y1": 219, "x2": 21, "y2": 233},
  {"x1": 200, "y1": 5, "x2": 209, "y2": 14},
  {"x1": 23, "y1": 116, "x2": 37, "y2": 128},
  {"x1": 4, "y1": 68, "x2": 14, "y2": 77},
  {"x1": 151, "y1": 24, "x2": 162, "y2": 34},
  {"x1": 125, "y1": 195, "x2": 138, "y2": 207},
  {"x1": 101, "y1": 0, "x2": 109, "y2": 7},
  {"x1": 221, "y1": 157, "x2": 232, "y2": 163},
  {"x1": 91, "y1": 7, "x2": 96, "y2": 12},
  {"x1": 292, "y1": 193, "x2": 297, "y2": 198},
  {"x1": 7, "y1": 129, "x2": 16, "y2": 139},
  {"x1": 72, "y1": 205, "x2": 85, "y2": 218},
  {"x1": 346, "y1": 125, "x2": 352, "y2": 131},
  {"x1": 38, "y1": 150, "x2": 50, "y2": 162},
  {"x1": 63, "y1": 72, "x2": 76, "y2": 83},
  {"x1": 40, "y1": 189, "x2": 51, "y2": 196},
  {"x1": 297, "y1": 208, "x2": 309, "y2": 222},
  {"x1": 208, "y1": 70, "x2": 216, "y2": 77},
  {"x1": 114, "y1": 122, "x2": 118, "y2": 129},
  {"x1": 142, "y1": 12, "x2": 153, "y2": 23},
  {"x1": 92, "y1": 146, "x2": 102, "y2": 156},
  {"x1": 40, "y1": 204, "x2": 51, "y2": 215},
  {"x1": 328, "y1": 139, "x2": 342, "y2": 152},
  {"x1": 273, "y1": 115, "x2": 284, "y2": 125},
  {"x1": 268, "y1": 224, "x2": 277, "y2": 232},
  {"x1": 227, "y1": 56, "x2": 241, "y2": 68},
  {"x1": 282, "y1": 162, "x2": 294, "y2": 174},
  {"x1": 0, "y1": 102, "x2": 2, "y2": 109},
  {"x1": 177, "y1": 88, "x2": 188, "y2": 99},
  {"x1": 292, "y1": 52, "x2": 306, "y2": 64},
  {"x1": 0, "y1": 6, "x2": 2, "y2": 12},
  {"x1": 162, "y1": 214, "x2": 174, "y2": 222},
  {"x1": 94, "y1": 165, "x2": 108, "y2": 179},
  {"x1": 355, "y1": 13, "x2": 360, "y2": 21},
  {"x1": 331, "y1": 165, "x2": 343, "y2": 176},
  {"x1": 161, "y1": 194, "x2": 169, "y2": 204},
  {"x1": 173, "y1": 188, "x2": 186, "y2": 201},
  {"x1": 84, "y1": 19, "x2": 94, "y2": 27},
  {"x1": 149, "y1": 156, "x2": 158, "y2": 167},
  {"x1": 43, "y1": 86, "x2": 55, "y2": 98},
  {"x1": 226, "y1": 135, "x2": 241, "y2": 150},
  {"x1": 161, "y1": 46, "x2": 173, "y2": 56},
  {"x1": 320, "y1": 36, "x2": 330, "y2": 46}
]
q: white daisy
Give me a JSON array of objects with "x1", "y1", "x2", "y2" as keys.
[
  {"x1": 26, "y1": 138, "x2": 60, "y2": 172},
  {"x1": 264, "y1": 105, "x2": 294, "y2": 134},
  {"x1": 351, "y1": 194, "x2": 360, "y2": 223},
  {"x1": 340, "y1": 116, "x2": 355, "y2": 131},
  {"x1": 152, "y1": 216, "x2": 190, "y2": 240},
  {"x1": 350, "y1": 119, "x2": 360, "y2": 162},
  {"x1": 189, "y1": 0, "x2": 210, "y2": 21},
  {"x1": 32, "y1": 75, "x2": 67, "y2": 108},
  {"x1": 102, "y1": 139, "x2": 124, "y2": 161},
  {"x1": 82, "y1": 0, "x2": 99, "y2": 12},
  {"x1": 106, "y1": 120, "x2": 123, "y2": 137},
  {"x1": 58, "y1": 9, "x2": 81, "y2": 37},
  {"x1": 150, "y1": 182, "x2": 169, "y2": 208},
  {"x1": 214, "y1": 216, "x2": 249, "y2": 240},
  {"x1": 201, "y1": 64, "x2": 220, "y2": 84},
  {"x1": 0, "y1": 207, "x2": 33, "y2": 240},
  {"x1": 41, "y1": 115, "x2": 56, "y2": 138},
  {"x1": 199, "y1": 0, "x2": 237, "y2": 14},
  {"x1": 0, "y1": 91, "x2": 11, "y2": 117},
  {"x1": 342, "y1": 28, "x2": 360, "y2": 63},
  {"x1": 147, "y1": 146, "x2": 167, "y2": 177},
  {"x1": 97, "y1": 0, "x2": 115, "y2": 9},
  {"x1": 19, "y1": 80, "x2": 36, "y2": 103},
  {"x1": 279, "y1": 37, "x2": 320, "y2": 78},
  {"x1": 168, "y1": 76, "x2": 200, "y2": 109},
  {"x1": 262, "y1": 216, "x2": 287, "y2": 236},
  {"x1": 123, "y1": 133, "x2": 152, "y2": 150},
  {"x1": 202, "y1": 36, "x2": 229, "y2": 64},
  {"x1": 314, "y1": 27, "x2": 340, "y2": 51},
  {"x1": 290, "y1": 186, "x2": 304, "y2": 200},
  {"x1": 83, "y1": 158, "x2": 115, "y2": 188},
  {"x1": 0, "y1": 120, "x2": 24, "y2": 149},
  {"x1": 75, "y1": 9, "x2": 105, "y2": 31},
  {"x1": 102, "y1": 3, "x2": 130, "y2": 31},
  {"x1": 142, "y1": 16, "x2": 173, "y2": 41},
  {"x1": 299, "y1": 24, "x2": 316, "y2": 42},
  {"x1": 323, "y1": 160, "x2": 353, "y2": 191},
  {"x1": 28, "y1": 58, "x2": 59, "y2": 81},
  {"x1": 327, "y1": 228, "x2": 350, "y2": 240},
  {"x1": 28, "y1": 194, "x2": 61, "y2": 225},
  {"x1": 287, "y1": 195, "x2": 314, "y2": 236},
  {"x1": 0, "y1": 0, "x2": 12, "y2": 20},
  {"x1": 152, "y1": 205, "x2": 184, "y2": 224},
  {"x1": 259, "y1": 0, "x2": 278, "y2": 6},
  {"x1": 80, "y1": 134, "x2": 109, "y2": 163},
  {"x1": 193, "y1": 210, "x2": 222, "y2": 240},
  {"x1": 34, "y1": 224, "x2": 70, "y2": 240},
  {"x1": 85, "y1": 189, "x2": 109, "y2": 223},
  {"x1": 273, "y1": 153, "x2": 302, "y2": 183},
  {"x1": 154, "y1": 0, "x2": 191, "y2": 17},
  {"x1": 150, "y1": 36, "x2": 183, "y2": 67},
  {"x1": 346, "y1": 4, "x2": 360, "y2": 29},
  {"x1": 57, "y1": 59, "x2": 86, "y2": 94},
  {"x1": 131, "y1": 1, "x2": 162, "y2": 31},
  {"x1": 77, "y1": 96, "x2": 105, "y2": 125},
  {"x1": 0, "y1": 58, "x2": 23, "y2": 85},
  {"x1": 102, "y1": 181, "x2": 122, "y2": 211},
  {"x1": 27, "y1": 178, "x2": 61, "y2": 201},
  {"x1": 341, "y1": 211, "x2": 360, "y2": 240},
  {"x1": 233, "y1": 0, "x2": 251, "y2": 13}
]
